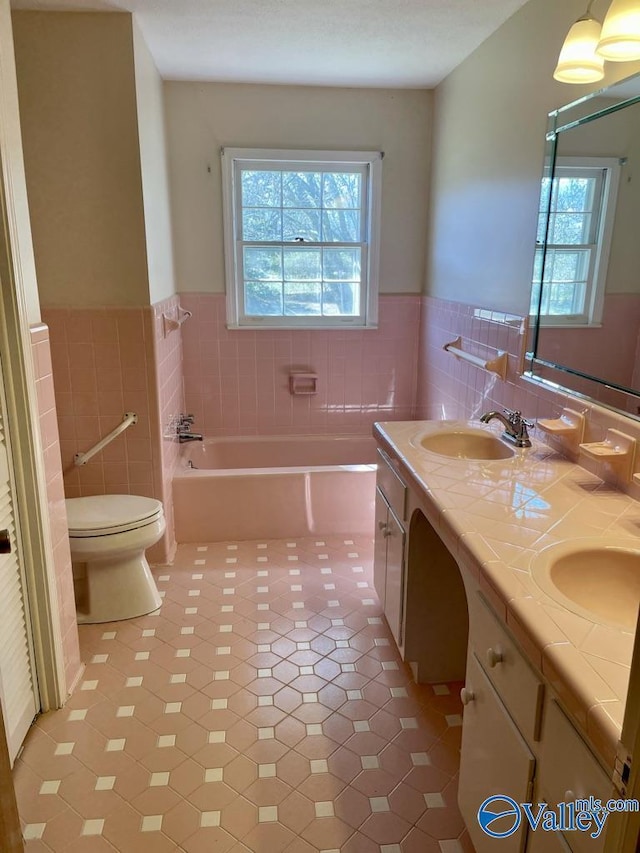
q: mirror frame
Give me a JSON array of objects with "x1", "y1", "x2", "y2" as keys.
[{"x1": 525, "y1": 72, "x2": 640, "y2": 418}]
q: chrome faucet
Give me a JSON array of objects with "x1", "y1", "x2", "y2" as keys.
[
  {"x1": 480, "y1": 408, "x2": 533, "y2": 448},
  {"x1": 176, "y1": 413, "x2": 203, "y2": 443}
]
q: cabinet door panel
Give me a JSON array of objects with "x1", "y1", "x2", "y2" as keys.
[
  {"x1": 384, "y1": 504, "x2": 405, "y2": 647},
  {"x1": 373, "y1": 487, "x2": 389, "y2": 608},
  {"x1": 537, "y1": 700, "x2": 613, "y2": 853},
  {"x1": 459, "y1": 654, "x2": 535, "y2": 853},
  {"x1": 527, "y1": 825, "x2": 573, "y2": 852}
]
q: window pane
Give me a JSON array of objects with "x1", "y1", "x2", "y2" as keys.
[
  {"x1": 245, "y1": 281, "x2": 283, "y2": 315},
  {"x1": 550, "y1": 212, "x2": 591, "y2": 244},
  {"x1": 243, "y1": 247, "x2": 282, "y2": 281},
  {"x1": 544, "y1": 282, "x2": 586, "y2": 315},
  {"x1": 542, "y1": 249, "x2": 590, "y2": 283},
  {"x1": 283, "y1": 282, "x2": 322, "y2": 315},
  {"x1": 323, "y1": 172, "x2": 362, "y2": 209},
  {"x1": 241, "y1": 171, "x2": 281, "y2": 207},
  {"x1": 555, "y1": 177, "x2": 594, "y2": 212},
  {"x1": 282, "y1": 172, "x2": 321, "y2": 208},
  {"x1": 323, "y1": 248, "x2": 361, "y2": 281},
  {"x1": 322, "y1": 282, "x2": 360, "y2": 316},
  {"x1": 536, "y1": 213, "x2": 549, "y2": 245},
  {"x1": 283, "y1": 248, "x2": 322, "y2": 281},
  {"x1": 530, "y1": 279, "x2": 541, "y2": 315},
  {"x1": 243, "y1": 209, "x2": 282, "y2": 241},
  {"x1": 322, "y1": 210, "x2": 360, "y2": 242},
  {"x1": 283, "y1": 209, "x2": 321, "y2": 242}
]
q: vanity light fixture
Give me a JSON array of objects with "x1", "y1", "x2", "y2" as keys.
[
  {"x1": 554, "y1": 1, "x2": 605, "y2": 83},
  {"x1": 598, "y1": 0, "x2": 640, "y2": 59},
  {"x1": 555, "y1": 0, "x2": 640, "y2": 83}
]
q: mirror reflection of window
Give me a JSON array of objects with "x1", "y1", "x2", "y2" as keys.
[{"x1": 531, "y1": 157, "x2": 621, "y2": 326}]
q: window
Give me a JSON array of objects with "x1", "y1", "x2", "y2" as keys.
[
  {"x1": 530, "y1": 157, "x2": 620, "y2": 326},
  {"x1": 221, "y1": 148, "x2": 382, "y2": 328}
]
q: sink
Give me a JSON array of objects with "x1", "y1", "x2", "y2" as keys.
[
  {"x1": 531, "y1": 538, "x2": 640, "y2": 631},
  {"x1": 414, "y1": 427, "x2": 515, "y2": 461}
]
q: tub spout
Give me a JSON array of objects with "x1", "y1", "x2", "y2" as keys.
[{"x1": 178, "y1": 431, "x2": 203, "y2": 443}]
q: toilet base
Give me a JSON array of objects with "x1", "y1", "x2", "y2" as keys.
[{"x1": 75, "y1": 553, "x2": 161, "y2": 624}]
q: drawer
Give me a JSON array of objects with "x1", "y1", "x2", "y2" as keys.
[
  {"x1": 376, "y1": 448, "x2": 407, "y2": 520},
  {"x1": 537, "y1": 700, "x2": 614, "y2": 853},
  {"x1": 470, "y1": 592, "x2": 544, "y2": 744}
]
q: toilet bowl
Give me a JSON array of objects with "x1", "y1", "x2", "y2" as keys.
[{"x1": 66, "y1": 495, "x2": 165, "y2": 624}]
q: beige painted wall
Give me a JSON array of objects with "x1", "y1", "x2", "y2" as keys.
[
  {"x1": 132, "y1": 20, "x2": 176, "y2": 304},
  {"x1": 427, "y1": 0, "x2": 640, "y2": 316},
  {"x1": 12, "y1": 11, "x2": 149, "y2": 307},
  {"x1": 0, "y1": 0, "x2": 39, "y2": 323},
  {"x1": 164, "y1": 82, "x2": 432, "y2": 295}
]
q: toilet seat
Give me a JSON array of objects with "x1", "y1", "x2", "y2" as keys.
[{"x1": 66, "y1": 495, "x2": 163, "y2": 538}]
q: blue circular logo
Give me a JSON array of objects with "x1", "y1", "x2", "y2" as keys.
[{"x1": 478, "y1": 795, "x2": 522, "y2": 838}]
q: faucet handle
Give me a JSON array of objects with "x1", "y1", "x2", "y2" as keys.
[
  {"x1": 179, "y1": 413, "x2": 195, "y2": 424},
  {"x1": 503, "y1": 408, "x2": 532, "y2": 427}
]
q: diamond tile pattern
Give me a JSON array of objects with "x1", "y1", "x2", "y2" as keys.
[{"x1": 14, "y1": 536, "x2": 474, "y2": 852}]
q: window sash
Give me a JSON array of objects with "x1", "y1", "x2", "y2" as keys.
[
  {"x1": 222, "y1": 148, "x2": 381, "y2": 329},
  {"x1": 532, "y1": 158, "x2": 619, "y2": 327},
  {"x1": 237, "y1": 242, "x2": 368, "y2": 324}
]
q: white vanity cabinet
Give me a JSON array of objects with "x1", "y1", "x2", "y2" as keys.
[
  {"x1": 533, "y1": 700, "x2": 614, "y2": 853},
  {"x1": 460, "y1": 589, "x2": 543, "y2": 852},
  {"x1": 460, "y1": 588, "x2": 615, "y2": 853},
  {"x1": 459, "y1": 653, "x2": 536, "y2": 853},
  {"x1": 373, "y1": 449, "x2": 407, "y2": 647}
]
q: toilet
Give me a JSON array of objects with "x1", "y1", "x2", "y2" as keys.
[{"x1": 66, "y1": 495, "x2": 165, "y2": 624}]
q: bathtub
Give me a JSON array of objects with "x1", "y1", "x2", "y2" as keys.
[{"x1": 173, "y1": 434, "x2": 377, "y2": 542}]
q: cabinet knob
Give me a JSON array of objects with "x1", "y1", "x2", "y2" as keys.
[
  {"x1": 486, "y1": 647, "x2": 503, "y2": 668},
  {"x1": 460, "y1": 687, "x2": 475, "y2": 705},
  {"x1": 378, "y1": 521, "x2": 392, "y2": 538}
]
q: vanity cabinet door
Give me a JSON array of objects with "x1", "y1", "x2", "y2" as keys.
[
  {"x1": 374, "y1": 486, "x2": 389, "y2": 608},
  {"x1": 384, "y1": 503, "x2": 405, "y2": 647},
  {"x1": 373, "y1": 486, "x2": 406, "y2": 647},
  {"x1": 459, "y1": 654, "x2": 535, "y2": 853}
]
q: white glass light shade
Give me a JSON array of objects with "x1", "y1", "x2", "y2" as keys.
[
  {"x1": 554, "y1": 17, "x2": 605, "y2": 83},
  {"x1": 597, "y1": 0, "x2": 640, "y2": 60}
]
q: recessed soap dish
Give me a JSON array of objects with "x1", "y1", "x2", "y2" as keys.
[{"x1": 579, "y1": 429, "x2": 636, "y2": 482}]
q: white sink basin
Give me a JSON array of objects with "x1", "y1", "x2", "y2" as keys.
[
  {"x1": 531, "y1": 538, "x2": 640, "y2": 631},
  {"x1": 414, "y1": 427, "x2": 515, "y2": 461}
]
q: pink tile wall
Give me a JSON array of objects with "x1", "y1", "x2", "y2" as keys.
[
  {"x1": 534, "y1": 294, "x2": 640, "y2": 392},
  {"x1": 416, "y1": 295, "x2": 640, "y2": 496},
  {"x1": 179, "y1": 293, "x2": 420, "y2": 436},
  {"x1": 30, "y1": 324, "x2": 82, "y2": 695},
  {"x1": 41, "y1": 305, "x2": 183, "y2": 565},
  {"x1": 150, "y1": 296, "x2": 185, "y2": 563}
]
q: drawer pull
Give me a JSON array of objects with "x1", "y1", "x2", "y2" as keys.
[
  {"x1": 486, "y1": 647, "x2": 503, "y2": 668},
  {"x1": 460, "y1": 687, "x2": 475, "y2": 705}
]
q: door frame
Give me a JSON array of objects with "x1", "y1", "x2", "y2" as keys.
[{"x1": 0, "y1": 0, "x2": 65, "y2": 713}]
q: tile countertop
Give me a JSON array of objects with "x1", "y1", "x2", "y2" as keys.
[{"x1": 373, "y1": 419, "x2": 640, "y2": 771}]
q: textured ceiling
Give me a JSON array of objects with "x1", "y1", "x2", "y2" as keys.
[{"x1": 10, "y1": 0, "x2": 531, "y2": 88}]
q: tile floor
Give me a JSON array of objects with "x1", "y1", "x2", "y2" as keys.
[{"x1": 14, "y1": 535, "x2": 474, "y2": 852}]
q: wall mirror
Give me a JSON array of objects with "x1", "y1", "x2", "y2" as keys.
[{"x1": 526, "y1": 72, "x2": 640, "y2": 417}]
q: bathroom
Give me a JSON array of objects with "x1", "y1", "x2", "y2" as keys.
[{"x1": 1, "y1": 0, "x2": 640, "y2": 849}]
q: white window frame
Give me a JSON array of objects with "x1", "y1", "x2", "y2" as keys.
[
  {"x1": 532, "y1": 156, "x2": 621, "y2": 328},
  {"x1": 221, "y1": 147, "x2": 382, "y2": 329}
]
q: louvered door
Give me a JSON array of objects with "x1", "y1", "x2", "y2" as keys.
[{"x1": 0, "y1": 361, "x2": 37, "y2": 763}]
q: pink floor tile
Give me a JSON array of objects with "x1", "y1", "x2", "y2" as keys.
[{"x1": 14, "y1": 535, "x2": 472, "y2": 851}]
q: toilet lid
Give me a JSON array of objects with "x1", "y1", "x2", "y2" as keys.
[{"x1": 66, "y1": 495, "x2": 163, "y2": 537}]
